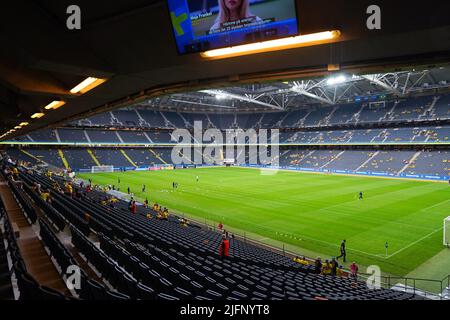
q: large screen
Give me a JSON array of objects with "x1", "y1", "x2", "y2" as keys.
[{"x1": 167, "y1": 0, "x2": 299, "y2": 54}]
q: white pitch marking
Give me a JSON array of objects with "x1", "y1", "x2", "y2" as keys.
[
  {"x1": 385, "y1": 227, "x2": 443, "y2": 259},
  {"x1": 420, "y1": 199, "x2": 450, "y2": 212}
]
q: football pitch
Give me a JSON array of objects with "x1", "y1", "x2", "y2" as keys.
[{"x1": 79, "y1": 167, "x2": 450, "y2": 280}]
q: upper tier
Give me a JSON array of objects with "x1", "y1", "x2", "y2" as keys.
[{"x1": 67, "y1": 94, "x2": 450, "y2": 130}]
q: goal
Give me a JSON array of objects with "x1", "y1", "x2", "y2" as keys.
[
  {"x1": 223, "y1": 158, "x2": 235, "y2": 167},
  {"x1": 444, "y1": 217, "x2": 450, "y2": 247},
  {"x1": 91, "y1": 165, "x2": 114, "y2": 173}
]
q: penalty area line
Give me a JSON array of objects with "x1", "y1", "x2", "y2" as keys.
[{"x1": 385, "y1": 227, "x2": 443, "y2": 259}]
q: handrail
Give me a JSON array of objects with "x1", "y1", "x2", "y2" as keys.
[{"x1": 182, "y1": 213, "x2": 450, "y2": 299}]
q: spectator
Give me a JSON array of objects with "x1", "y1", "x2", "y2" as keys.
[
  {"x1": 314, "y1": 257, "x2": 322, "y2": 274},
  {"x1": 162, "y1": 208, "x2": 169, "y2": 220},
  {"x1": 350, "y1": 262, "x2": 359, "y2": 280},
  {"x1": 130, "y1": 201, "x2": 137, "y2": 214},
  {"x1": 337, "y1": 265, "x2": 345, "y2": 277},
  {"x1": 294, "y1": 256, "x2": 309, "y2": 266},
  {"x1": 179, "y1": 217, "x2": 188, "y2": 227},
  {"x1": 331, "y1": 257, "x2": 338, "y2": 276},
  {"x1": 321, "y1": 259, "x2": 332, "y2": 275},
  {"x1": 219, "y1": 234, "x2": 230, "y2": 259},
  {"x1": 218, "y1": 222, "x2": 223, "y2": 230},
  {"x1": 75, "y1": 188, "x2": 82, "y2": 199}
]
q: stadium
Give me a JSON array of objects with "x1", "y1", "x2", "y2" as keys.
[{"x1": 0, "y1": 0, "x2": 449, "y2": 306}]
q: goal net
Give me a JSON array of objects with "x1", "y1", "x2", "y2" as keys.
[
  {"x1": 91, "y1": 165, "x2": 114, "y2": 173},
  {"x1": 444, "y1": 217, "x2": 450, "y2": 247},
  {"x1": 223, "y1": 158, "x2": 235, "y2": 166}
]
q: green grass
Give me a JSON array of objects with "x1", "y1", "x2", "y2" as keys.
[{"x1": 79, "y1": 167, "x2": 450, "y2": 279}]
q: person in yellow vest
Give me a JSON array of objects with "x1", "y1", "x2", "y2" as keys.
[
  {"x1": 66, "y1": 183, "x2": 73, "y2": 195},
  {"x1": 321, "y1": 259, "x2": 332, "y2": 275},
  {"x1": 12, "y1": 167, "x2": 19, "y2": 178},
  {"x1": 179, "y1": 217, "x2": 188, "y2": 227},
  {"x1": 294, "y1": 256, "x2": 309, "y2": 266},
  {"x1": 162, "y1": 208, "x2": 169, "y2": 220},
  {"x1": 40, "y1": 190, "x2": 50, "y2": 202}
]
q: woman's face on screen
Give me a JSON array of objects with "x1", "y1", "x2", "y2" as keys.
[{"x1": 224, "y1": 0, "x2": 241, "y2": 11}]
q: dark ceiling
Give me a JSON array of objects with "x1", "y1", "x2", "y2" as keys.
[{"x1": 1, "y1": 0, "x2": 449, "y2": 139}]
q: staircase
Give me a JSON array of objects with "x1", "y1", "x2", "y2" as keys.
[
  {"x1": 297, "y1": 110, "x2": 312, "y2": 128},
  {"x1": 110, "y1": 112, "x2": 122, "y2": 126},
  {"x1": 57, "y1": 149, "x2": 70, "y2": 170},
  {"x1": 0, "y1": 227, "x2": 14, "y2": 299},
  {"x1": 159, "y1": 112, "x2": 174, "y2": 128},
  {"x1": 83, "y1": 130, "x2": 92, "y2": 143},
  {"x1": 143, "y1": 131, "x2": 153, "y2": 143},
  {"x1": 0, "y1": 177, "x2": 69, "y2": 296},
  {"x1": 20, "y1": 149, "x2": 46, "y2": 165},
  {"x1": 355, "y1": 151, "x2": 380, "y2": 172},
  {"x1": 87, "y1": 149, "x2": 101, "y2": 166},
  {"x1": 419, "y1": 96, "x2": 439, "y2": 120},
  {"x1": 120, "y1": 150, "x2": 137, "y2": 167},
  {"x1": 370, "y1": 129, "x2": 388, "y2": 143},
  {"x1": 54, "y1": 129, "x2": 61, "y2": 143},
  {"x1": 149, "y1": 149, "x2": 168, "y2": 164},
  {"x1": 135, "y1": 110, "x2": 151, "y2": 127},
  {"x1": 115, "y1": 131, "x2": 124, "y2": 143},
  {"x1": 380, "y1": 101, "x2": 399, "y2": 121},
  {"x1": 321, "y1": 106, "x2": 338, "y2": 126},
  {"x1": 396, "y1": 151, "x2": 422, "y2": 176},
  {"x1": 320, "y1": 150, "x2": 345, "y2": 169},
  {"x1": 177, "y1": 113, "x2": 192, "y2": 128},
  {"x1": 351, "y1": 104, "x2": 366, "y2": 124}
]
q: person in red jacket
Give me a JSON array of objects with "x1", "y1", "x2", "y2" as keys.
[
  {"x1": 130, "y1": 200, "x2": 137, "y2": 214},
  {"x1": 218, "y1": 234, "x2": 230, "y2": 259}
]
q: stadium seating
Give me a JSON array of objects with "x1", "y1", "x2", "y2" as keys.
[
  {"x1": 7, "y1": 167, "x2": 417, "y2": 300},
  {"x1": 0, "y1": 215, "x2": 14, "y2": 300}
]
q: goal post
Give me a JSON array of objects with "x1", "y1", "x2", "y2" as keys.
[
  {"x1": 444, "y1": 217, "x2": 450, "y2": 247},
  {"x1": 91, "y1": 165, "x2": 114, "y2": 173},
  {"x1": 223, "y1": 158, "x2": 235, "y2": 167}
]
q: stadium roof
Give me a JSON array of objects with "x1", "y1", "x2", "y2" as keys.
[
  {"x1": 134, "y1": 67, "x2": 450, "y2": 113},
  {"x1": 0, "y1": 0, "x2": 449, "y2": 139}
]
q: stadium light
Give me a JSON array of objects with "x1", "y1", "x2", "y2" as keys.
[
  {"x1": 326, "y1": 75, "x2": 347, "y2": 85},
  {"x1": 14, "y1": 126, "x2": 21, "y2": 129},
  {"x1": 200, "y1": 30, "x2": 341, "y2": 60},
  {"x1": 20, "y1": 122, "x2": 29, "y2": 126},
  {"x1": 70, "y1": 77, "x2": 107, "y2": 94},
  {"x1": 44, "y1": 100, "x2": 66, "y2": 110},
  {"x1": 31, "y1": 112, "x2": 45, "y2": 119}
]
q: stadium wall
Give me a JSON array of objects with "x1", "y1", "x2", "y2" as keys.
[{"x1": 241, "y1": 164, "x2": 450, "y2": 182}]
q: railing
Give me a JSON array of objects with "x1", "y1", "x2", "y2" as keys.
[
  {"x1": 182, "y1": 213, "x2": 450, "y2": 300},
  {"x1": 357, "y1": 273, "x2": 450, "y2": 300}
]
